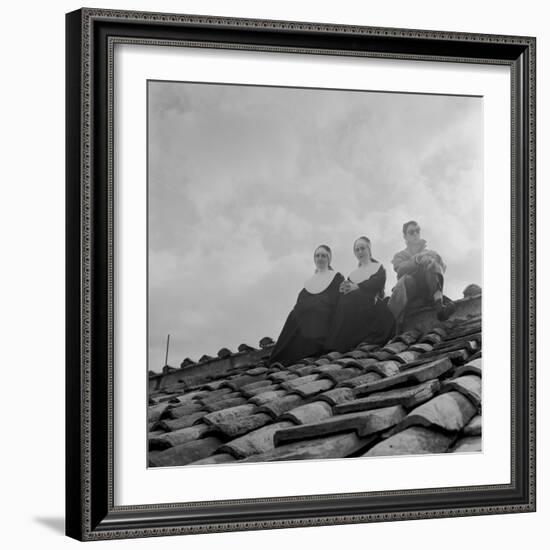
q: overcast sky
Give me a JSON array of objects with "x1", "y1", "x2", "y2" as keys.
[{"x1": 148, "y1": 81, "x2": 482, "y2": 371}]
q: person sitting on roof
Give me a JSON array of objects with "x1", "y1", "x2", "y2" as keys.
[
  {"x1": 387, "y1": 220, "x2": 455, "y2": 324},
  {"x1": 324, "y1": 236, "x2": 395, "y2": 353},
  {"x1": 269, "y1": 245, "x2": 344, "y2": 367}
]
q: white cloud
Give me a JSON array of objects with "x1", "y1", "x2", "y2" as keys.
[{"x1": 148, "y1": 82, "x2": 483, "y2": 370}]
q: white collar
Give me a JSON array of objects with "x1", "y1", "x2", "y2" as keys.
[
  {"x1": 304, "y1": 270, "x2": 337, "y2": 294},
  {"x1": 348, "y1": 261, "x2": 382, "y2": 284}
]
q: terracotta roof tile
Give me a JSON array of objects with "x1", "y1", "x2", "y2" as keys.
[
  {"x1": 354, "y1": 357, "x2": 453, "y2": 396},
  {"x1": 317, "y1": 387, "x2": 355, "y2": 406},
  {"x1": 279, "y1": 401, "x2": 333, "y2": 425},
  {"x1": 149, "y1": 423, "x2": 210, "y2": 450},
  {"x1": 369, "y1": 350, "x2": 394, "y2": 361},
  {"x1": 280, "y1": 374, "x2": 319, "y2": 391},
  {"x1": 293, "y1": 364, "x2": 318, "y2": 376},
  {"x1": 292, "y1": 378, "x2": 334, "y2": 398},
  {"x1": 249, "y1": 389, "x2": 287, "y2": 406},
  {"x1": 450, "y1": 436, "x2": 482, "y2": 453},
  {"x1": 335, "y1": 380, "x2": 440, "y2": 414},
  {"x1": 204, "y1": 405, "x2": 272, "y2": 438},
  {"x1": 258, "y1": 394, "x2": 305, "y2": 418},
  {"x1": 268, "y1": 371, "x2": 298, "y2": 383},
  {"x1": 158, "y1": 411, "x2": 208, "y2": 432},
  {"x1": 239, "y1": 379, "x2": 275, "y2": 397},
  {"x1": 217, "y1": 347, "x2": 233, "y2": 358},
  {"x1": 341, "y1": 372, "x2": 383, "y2": 389},
  {"x1": 409, "y1": 343, "x2": 434, "y2": 353},
  {"x1": 224, "y1": 374, "x2": 267, "y2": 391},
  {"x1": 320, "y1": 366, "x2": 362, "y2": 384},
  {"x1": 361, "y1": 360, "x2": 401, "y2": 378},
  {"x1": 394, "y1": 329, "x2": 422, "y2": 345},
  {"x1": 241, "y1": 432, "x2": 375, "y2": 463},
  {"x1": 463, "y1": 414, "x2": 482, "y2": 436},
  {"x1": 274, "y1": 405, "x2": 406, "y2": 446},
  {"x1": 203, "y1": 396, "x2": 248, "y2": 412},
  {"x1": 164, "y1": 403, "x2": 204, "y2": 419},
  {"x1": 218, "y1": 421, "x2": 294, "y2": 459},
  {"x1": 382, "y1": 341, "x2": 409, "y2": 354},
  {"x1": 392, "y1": 391, "x2": 477, "y2": 434},
  {"x1": 189, "y1": 453, "x2": 237, "y2": 465},
  {"x1": 364, "y1": 426, "x2": 454, "y2": 456},
  {"x1": 440, "y1": 375, "x2": 482, "y2": 408},
  {"x1": 149, "y1": 436, "x2": 223, "y2": 467},
  {"x1": 148, "y1": 403, "x2": 170, "y2": 423},
  {"x1": 198, "y1": 387, "x2": 233, "y2": 402},
  {"x1": 394, "y1": 350, "x2": 421, "y2": 363},
  {"x1": 148, "y1": 298, "x2": 483, "y2": 466},
  {"x1": 168, "y1": 389, "x2": 209, "y2": 405},
  {"x1": 452, "y1": 358, "x2": 482, "y2": 378}
]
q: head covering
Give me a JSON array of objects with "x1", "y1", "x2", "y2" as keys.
[
  {"x1": 353, "y1": 236, "x2": 378, "y2": 265},
  {"x1": 305, "y1": 245, "x2": 337, "y2": 293},
  {"x1": 314, "y1": 244, "x2": 334, "y2": 272},
  {"x1": 349, "y1": 236, "x2": 381, "y2": 283}
]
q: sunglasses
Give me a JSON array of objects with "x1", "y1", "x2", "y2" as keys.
[{"x1": 407, "y1": 228, "x2": 421, "y2": 235}]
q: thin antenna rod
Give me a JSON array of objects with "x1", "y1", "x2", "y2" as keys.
[{"x1": 164, "y1": 334, "x2": 170, "y2": 366}]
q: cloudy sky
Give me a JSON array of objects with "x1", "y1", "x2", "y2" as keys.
[{"x1": 148, "y1": 81, "x2": 483, "y2": 371}]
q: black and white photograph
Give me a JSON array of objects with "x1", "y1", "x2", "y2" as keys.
[{"x1": 147, "y1": 80, "x2": 483, "y2": 467}]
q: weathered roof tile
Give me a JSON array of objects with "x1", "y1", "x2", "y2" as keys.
[
  {"x1": 364, "y1": 426, "x2": 454, "y2": 456},
  {"x1": 462, "y1": 414, "x2": 482, "y2": 436},
  {"x1": 335, "y1": 380, "x2": 440, "y2": 414},
  {"x1": 149, "y1": 424, "x2": 210, "y2": 450},
  {"x1": 240, "y1": 380, "x2": 276, "y2": 397},
  {"x1": 158, "y1": 411, "x2": 208, "y2": 432},
  {"x1": 258, "y1": 394, "x2": 305, "y2": 418},
  {"x1": 280, "y1": 401, "x2": 333, "y2": 425},
  {"x1": 148, "y1": 403, "x2": 170, "y2": 423},
  {"x1": 268, "y1": 371, "x2": 298, "y2": 383},
  {"x1": 450, "y1": 436, "x2": 482, "y2": 453},
  {"x1": 189, "y1": 453, "x2": 237, "y2": 465},
  {"x1": 164, "y1": 403, "x2": 204, "y2": 419},
  {"x1": 320, "y1": 366, "x2": 362, "y2": 384},
  {"x1": 394, "y1": 350, "x2": 421, "y2": 364},
  {"x1": 273, "y1": 405, "x2": 406, "y2": 446},
  {"x1": 341, "y1": 372, "x2": 383, "y2": 388},
  {"x1": 204, "y1": 396, "x2": 249, "y2": 412},
  {"x1": 393, "y1": 391, "x2": 477, "y2": 434},
  {"x1": 249, "y1": 389, "x2": 287, "y2": 406},
  {"x1": 149, "y1": 436, "x2": 223, "y2": 467},
  {"x1": 280, "y1": 374, "x2": 319, "y2": 391},
  {"x1": 452, "y1": 358, "x2": 482, "y2": 378},
  {"x1": 219, "y1": 421, "x2": 294, "y2": 458},
  {"x1": 241, "y1": 432, "x2": 374, "y2": 463},
  {"x1": 354, "y1": 357, "x2": 453, "y2": 396},
  {"x1": 317, "y1": 387, "x2": 355, "y2": 406},
  {"x1": 292, "y1": 378, "x2": 334, "y2": 398},
  {"x1": 362, "y1": 360, "x2": 401, "y2": 378},
  {"x1": 382, "y1": 341, "x2": 408, "y2": 354},
  {"x1": 440, "y1": 375, "x2": 482, "y2": 408}
]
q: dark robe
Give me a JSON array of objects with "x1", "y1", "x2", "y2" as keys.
[
  {"x1": 325, "y1": 264, "x2": 395, "y2": 353},
  {"x1": 269, "y1": 272, "x2": 345, "y2": 366}
]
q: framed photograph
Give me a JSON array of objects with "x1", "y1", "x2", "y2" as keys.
[{"x1": 66, "y1": 8, "x2": 536, "y2": 541}]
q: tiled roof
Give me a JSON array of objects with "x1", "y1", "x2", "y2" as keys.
[{"x1": 148, "y1": 297, "x2": 482, "y2": 467}]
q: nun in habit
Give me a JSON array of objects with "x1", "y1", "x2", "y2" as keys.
[
  {"x1": 325, "y1": 236, "x2": 395, "y2": 353},
  {"x1": 269, "y1": 245, "x2": 344, "y2": 367}
]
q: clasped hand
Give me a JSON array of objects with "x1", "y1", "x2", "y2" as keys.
[
  {"x1": 415, "y1": 253, "x2": 436, "y2": 270},
  {"x1": 339, "y1": 280, "x2": 359, "y2": 294}
]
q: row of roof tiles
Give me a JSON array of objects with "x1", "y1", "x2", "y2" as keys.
[{"x1": 148, "y1": 314, "x2": 482, "y2": 467}]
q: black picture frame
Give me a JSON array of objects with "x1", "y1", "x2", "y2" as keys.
[{"x1": 66, "y1": 7, "x2": 536, "y2": 541}]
